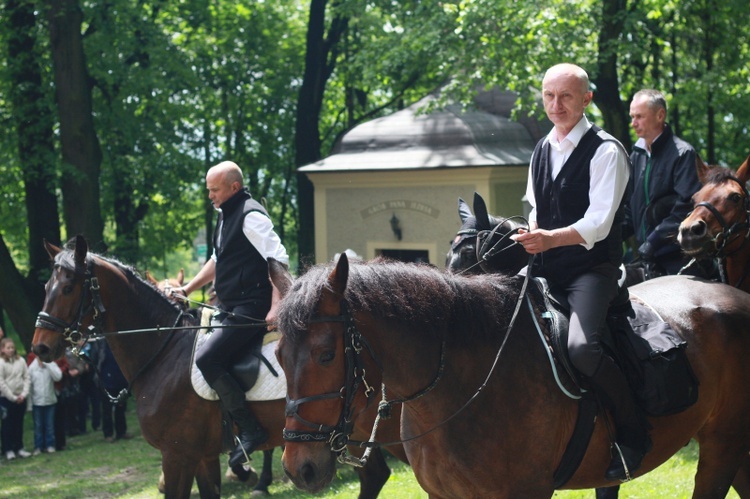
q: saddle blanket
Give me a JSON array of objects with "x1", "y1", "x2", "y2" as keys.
[{"x1": 190, "y1": 330, "x2": 287, "y2": 402}]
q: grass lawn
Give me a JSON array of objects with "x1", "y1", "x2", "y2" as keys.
[{"x1": 0, "y1": 406, "x2": 740, "y2": 498}]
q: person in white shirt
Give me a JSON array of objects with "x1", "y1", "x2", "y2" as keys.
[
  {"x1": 513, "y1": 64, "x2": 650, "y2": 482},
  {"x1": 28, "y1": 357, "x2": 63, "y2": 454},
  {"x1": 174, "y1": 161, "x2": 289, "y2": 469}
]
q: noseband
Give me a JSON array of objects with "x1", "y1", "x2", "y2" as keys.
[{"x1": 35, "y1": 261, "x2": 106, "y2": 348}]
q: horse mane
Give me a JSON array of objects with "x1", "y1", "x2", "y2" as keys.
[
  {"x1": 278, "y1": 258, "x2": 523, "y2": 346},
  {"x1": 55, "y1": 246, "x2": 186, "y2": 327}
]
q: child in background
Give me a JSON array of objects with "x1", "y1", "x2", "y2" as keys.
[
  {"x1": 28, "y1": 356, "x2": 63, "y2": 455},
  {"x1": 0, "y1": 338, "x2": 31, "y2": 460}
]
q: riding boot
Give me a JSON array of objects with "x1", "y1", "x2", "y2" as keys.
[
  {"x1": 211, "y1": 373, "x2": 269, "y2": 468},
  {"x1": 588, "y1": 354, "x2": 652, "y2": 482}
]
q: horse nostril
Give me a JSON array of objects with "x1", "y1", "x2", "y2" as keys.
[
  {"x1": 32, "y1": 344, "x2": 50, "y2": 357},
  {"x1": 690, "y1": 220, "x2": 707, "y2": 237}
]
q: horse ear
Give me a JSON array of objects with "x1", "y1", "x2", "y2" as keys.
[
  {"x1": 144, "y1": 271, "x2": 158, "y2": 285},
  {"x1": 457, "y1": 197, "x2": 472, "y2": 223},
  {"x1": 177, "y1": 268, "x2": 185, "y2": 285},
  {"x1": 735, "y1": 154, "x2": 750, "y2": 184},
  {"x1": 328, "y1": 252, "x2": 350, "y2": 297},
  {"x1": 74, "y1": 235, "x2": 88, "y2": 270},
  {"x1": 696, "y1": 155, "x2": 711, "y2": 184},
  {"x1": 268, "y1": 258, "x2": 293, "y2": 296},
  {"x1": 44, "y1": 239, "x2": 62, "y2": 259},
  {"x1": 473, "y1": 192, "x2": 491, "y2": 231}
]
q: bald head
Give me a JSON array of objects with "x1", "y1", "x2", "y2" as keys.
[
  {"x1": 206, "y1": 161, "x2": 244, "y2": 209},
  {"x1": 542, "y1": 63, "x2": 592, "y2": 137}
]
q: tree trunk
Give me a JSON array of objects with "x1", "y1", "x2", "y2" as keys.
[
  {"x1": 295, "y1": 0, "x2": 348, "y2": 267},
  {"x1": 2, "y1": 0, "x2": 61, "y2": 349},
  {"x1": 6, "y1": 0, "x2": 61, "y2": 282},
  {"x1": 48, "y1": 0, "x2": 105, "y2": 251},
  {"x1": 592, "y1": 0, "x2": 632, "y2": 150}
]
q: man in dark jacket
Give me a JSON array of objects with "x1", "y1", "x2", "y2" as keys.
[
  {"x1": 176, "y1": 161, "x2": 289, "y2": 468},
  {"x1": 624, "y1": 89, "x2": 701, "y2": 276},
  {"x1": 513, "y1": 64, "x2": 650, "y2": 482}
]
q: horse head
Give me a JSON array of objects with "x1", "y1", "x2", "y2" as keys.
[
  {"x1": 271, "y1": 254, "x2": 387, "y2": 493},
  {"x1": 32, "y1": 235, "x2": 102, "y2": 361},
  {"x1": 446, "y1": 192, "x2": 528, "y2": 275},
  {"x1": 678, "y1": 154, "x2": 750, "y2": 258},
  {"x1": 146, "y1": 268, "x2": 188, "y2": 309}
]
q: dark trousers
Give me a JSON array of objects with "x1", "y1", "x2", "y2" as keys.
[
  {"x1": 54, "y1": 396, "x2": 69, "y2": 450},
  {"x1": 0, "y1": 397, "x2": 27, "y2": 453},
  {"x1": 195, "y1": 301, "x2": 270, "y2": 385},
  {"x1": 101, "y1": 395, "x2": 127, "y2": 439},
  {"x1": 562, "y1": 267, "x2": 620, "y2": 378}
]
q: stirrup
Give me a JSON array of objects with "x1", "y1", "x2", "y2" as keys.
[
  {"x1": 230, "y1": 435, "x2": 251, "y2": 466},
  {"x1": 611, "y1": 442, "x2": 633, "y2": 482}
]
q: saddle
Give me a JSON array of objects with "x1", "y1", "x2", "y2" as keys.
[
  {"x1": 527, "y1": 276, "x2": 699, "y2": 487},
  {"x1": 189, "y1": 309, "x2": 286, "y2": 402}
]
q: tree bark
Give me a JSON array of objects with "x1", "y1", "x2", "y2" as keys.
[
  {"x1": 592, "y1": 0, "x2": 632, "y2": 151},
  {"x1": 295, "y1": 0, "x2": 348, "y2": 267},
  {"x1": 2, "y1": 0, "x2": 61, "y2": 348},
  {"x1": 48, "y1": 0, "x2": 105, "y2": 250}
]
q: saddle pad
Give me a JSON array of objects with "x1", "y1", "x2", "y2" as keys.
[{"x1": 190, "y1": 330, "x2": 286, "y2": 402}]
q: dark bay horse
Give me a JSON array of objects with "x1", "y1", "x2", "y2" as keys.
[
  {"x1": 679, "y1": 154, "x2": 750, "y2": 292},
  {"x1": 31, "y1": 236, "x2": 404, "y2": 498},
  {"x1": 272, "y1": 253, "x2": 750, "y2": 498}
]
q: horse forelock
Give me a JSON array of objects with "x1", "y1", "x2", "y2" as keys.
[
  {"x1": 278, "y1": 258, "x2": 521, "y2": 346},
  {"x1": 704, "y1": 165, "x2": 740, "y2": 187}
]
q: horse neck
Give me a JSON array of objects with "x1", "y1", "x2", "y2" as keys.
[
  {"x1": 97, "y1": 267, "x2": 189, "y2": 381},
  {"x1": 362, "y1": 315, "x2": 448, "y2": 403},
  {"x1": 724, "y1": 243, "x2": 750, "y2": 292}
]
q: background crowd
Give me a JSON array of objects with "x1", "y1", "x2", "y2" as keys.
[{"x1": 0, "y1": 329, "x2": 130, "y2": 464}]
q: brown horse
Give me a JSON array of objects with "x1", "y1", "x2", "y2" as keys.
[
  {"x1": 272, "y1": 253, "x2": 750, "y2": 498},
  {"x1": 31, "y1": 236, "x2": 404, "y2": 498},
  {"x1": 678, "y1": 155, "x2": 750, "y2": 292}
]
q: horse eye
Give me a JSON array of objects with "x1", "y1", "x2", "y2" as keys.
[
  {"x1": 319, "y1": 350, "x2": 335, "y2": 366},
  {"x1": 63, "y1": 285, "x2": 73, "y2": 295},
  {"x1": 730, "y1": 193, "x2": 742, "y2": 203}
]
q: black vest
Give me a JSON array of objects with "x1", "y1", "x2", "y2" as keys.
[
  {"x1": 531, "y1": 125, "x2": 625, "y2": 286},
  {"x1": 213, "y1": 189, "x2": 272, "y2": 307}
]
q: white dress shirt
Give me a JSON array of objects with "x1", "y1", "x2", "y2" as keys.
[{"x1": 525, "y1": 116, "x2": 630, "y2": 249}]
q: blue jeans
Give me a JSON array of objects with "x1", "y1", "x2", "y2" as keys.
[{"x1": 33, "y1": 404, "x2": 56, "y2": 450}]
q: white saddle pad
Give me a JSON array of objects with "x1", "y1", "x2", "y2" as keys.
[{"x1": 190, "y1": 314, "x2": 286, "y2": 402}]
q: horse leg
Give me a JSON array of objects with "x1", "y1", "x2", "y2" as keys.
[
  {"x1": 252, "y1": 448, "x2": 275, "y2": 496},
  {"x1": 161, "y1": 457, "x2": 198, "y2": 499},
  {"x1": 693, "y1": 440, "x2": 746, "y2": 498},
  {"x1": 195, "y1": 457, "x2": 222, "y2": 499},
  {"x1": 731, "y1": 452, "x2": 750, "y2": 497},
  {"x1": 355, "y1": 447, "x2": 391, "y2": 499},
  {"x1": 594, "y1": 485, "x2": 620, "y2": 499}
]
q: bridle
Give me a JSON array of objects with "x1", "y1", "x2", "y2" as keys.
[
  {"x1": 692, "y1": 176, "x2": 750, "y2": 286},
  {"x1": 35, "y1": 257, "x2": 183, "y2": 404},
  {"x1": 451, "y1": 215, "x2": 527, "y2": 275},
  {"x1": 283, "y1": 260, "x2": 532, "y2": 468},
  {"x1": 35, "y1": 260, "x2": 107, "y2": 348},
  {"x1": 282, "y1": 299, "x2": 404, "y2": 467}
]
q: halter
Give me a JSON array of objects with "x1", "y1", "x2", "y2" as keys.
[{"x1": 35, "y1": 260, "x2": 107, "y2": 349}]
